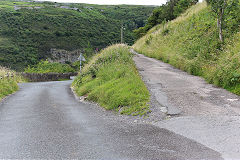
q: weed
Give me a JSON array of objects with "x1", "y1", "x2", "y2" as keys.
[
  {"x1": 162, "y1": 28, "x2": 170, "y2": 36},
  {"x1": 145, "y1": 35, "x2": 153, "y2": 45}
]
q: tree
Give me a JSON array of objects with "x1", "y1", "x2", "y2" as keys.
[
  {"x1": 206, "y1": 0, "x2": 228, "y2": 42},
  {"x1": 224, "y1": 0, "x2": 240, "y2": 33}
]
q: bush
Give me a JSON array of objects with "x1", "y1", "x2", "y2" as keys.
[{"x1": 24, "y1": 60, "x2": 75, "y2": 73}]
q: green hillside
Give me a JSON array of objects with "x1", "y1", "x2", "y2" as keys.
[
  {"x1": 133, "y1": 1, "x2": 240, "y2": 95},
  {"x1": 0, "y1": 0, "x2": 154, "y2": 70}
]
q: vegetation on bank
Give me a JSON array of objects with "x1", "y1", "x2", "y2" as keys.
[
  {"x1": 72, "y1": 44, "x2": 150, "y2": 116},
  {"x1": 0, "y1": 67, "x2": 23, "y2": 100},
  {"x1": 133, "y1": 1, "x2": 240, "y2": 95},
  {"x1": 0, "y1": 0, "x2": 153, "y2": 70},
  {"x1": 134, "y1": 0, "x2": 198, "y2": 38},
  {"x1": 24, "y1": 60, "x2": 75, "y2": 73}
]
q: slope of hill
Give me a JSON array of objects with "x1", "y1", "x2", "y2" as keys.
[
  {"x1": 133, "y1": 1, "x2": 240, "y2": 95},
  {"x1": 0, "y1": 0, "x2": 154, "y2": 70}
]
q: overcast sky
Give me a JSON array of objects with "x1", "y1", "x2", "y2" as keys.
[{"x1": 36, "y1": 0, "x2": 168, "y2": 6}]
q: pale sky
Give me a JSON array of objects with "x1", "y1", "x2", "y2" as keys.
[{"x1": 36, "y1": 0, "x2": 168, "y2": 6}]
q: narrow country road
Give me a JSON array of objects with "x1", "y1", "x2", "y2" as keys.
[
  {"x1": 133, "y1": 51, "x2": 240, "y2": 159},
  {"x1": 0, "y1": 80, "x2": 222, "y2": 159}
]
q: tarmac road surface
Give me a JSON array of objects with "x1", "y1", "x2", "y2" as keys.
[
  {"x1": 0, "y1": 80, "x2": 222, "y2": 159},
  {"x1": 133, "y1": 51, "x2": 240, "y2": 159}
]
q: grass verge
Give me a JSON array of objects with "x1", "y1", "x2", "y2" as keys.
[
  {"x1": 0, "y1": 67, "x2": 24, "y2": 100},
  {"x1": 133, "y1": 2, "x2": 240, "y2": 96},
  {"x1": 72, "y1": 44, "x2": 150, "y2": 116}
]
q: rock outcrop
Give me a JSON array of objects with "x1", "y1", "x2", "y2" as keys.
[{"x1": 48, "y1": 48, "x2": 80, "y2": 63}]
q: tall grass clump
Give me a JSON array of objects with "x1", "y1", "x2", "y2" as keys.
[
  {"x1": 0, "y1": 66, "x2": 23, "y2": 100},
  {"x1": 133, "y1": 1, "x2": 240, "y2": 95},
  {"x1": 72, "y1": 44, "x2": 150, "y2": 116}
]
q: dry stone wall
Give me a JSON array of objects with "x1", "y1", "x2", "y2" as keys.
[{"x1": 20, "y1": 72, "x2": 78, "y2": 82}]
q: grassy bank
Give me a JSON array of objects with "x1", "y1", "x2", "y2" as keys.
[
  {"x1": 133, "y1": 2, "x2": 240, "y2": 95},
  {"x1": 72, "y1": 44, "x2": 150, "y2": 116},
  {"x1": 0, "y1": 67, "x2": 23, "y2": 100}
]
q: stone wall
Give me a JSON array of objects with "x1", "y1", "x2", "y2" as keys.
[{"x1": 20, "y1": 72, "x2": 78, "y2": 82}]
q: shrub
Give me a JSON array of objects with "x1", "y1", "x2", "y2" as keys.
[{"x1": 24, "y1": 60, "x2": 75, "y2": 73}]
